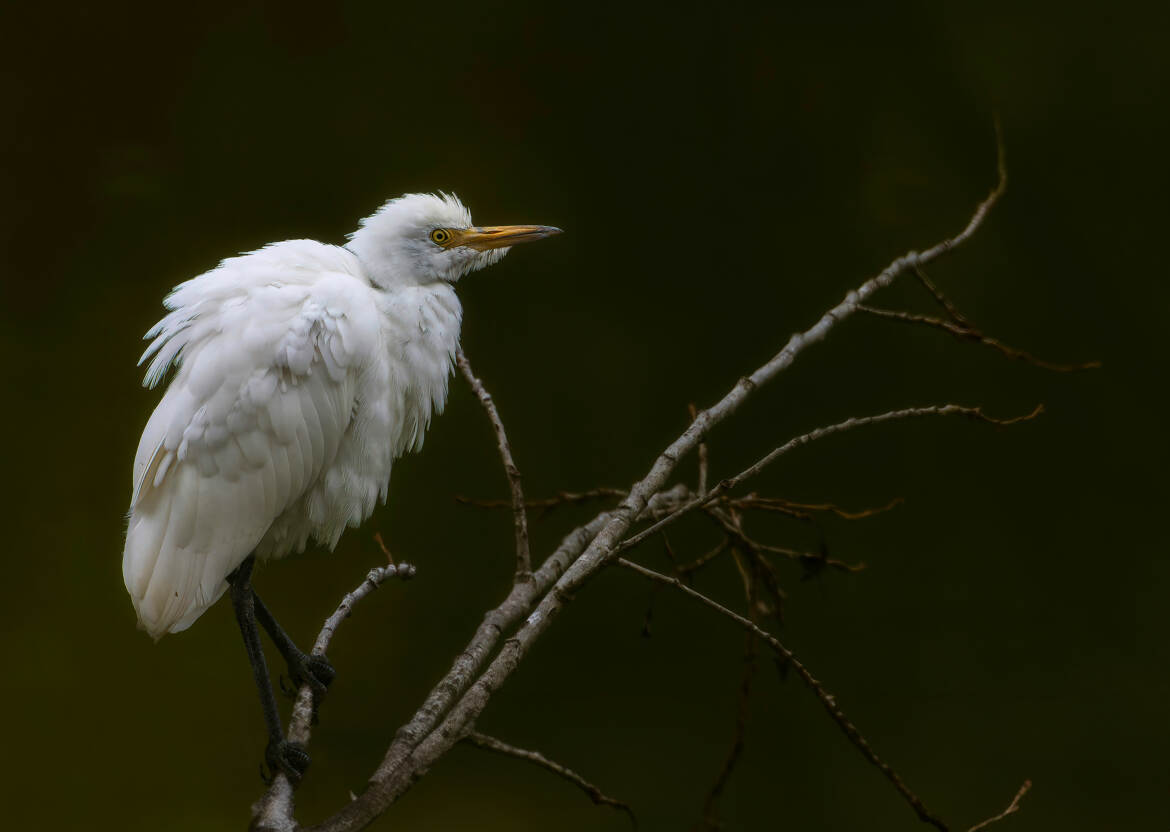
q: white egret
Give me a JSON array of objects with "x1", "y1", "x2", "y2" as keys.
[{"x1": 123, "y1": 192, "x2": 560, "y2": 780}]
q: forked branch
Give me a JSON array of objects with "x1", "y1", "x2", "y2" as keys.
[
  {"x1": 613, "y1": 403, "x2": 1044, "y2": 559},
  {"x1": 252, "y1": 557, "x2": 416, "y2": 831},
  {"x1": 249, "y1": 128, "x2": 1043, "y2": 832}
]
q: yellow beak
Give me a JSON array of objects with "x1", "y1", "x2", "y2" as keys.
[{"x1": 452, "y1": 224, "x2": 562, "y2": 251}]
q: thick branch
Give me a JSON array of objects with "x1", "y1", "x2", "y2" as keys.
[
  {"x1": 463, "y1": 731, "x2": 636, "y2": 826},
  {"x1": 457, "y1": 349, "x2": 532, "y2": 583},
  {"x1": 306, "y1": 488, "x2": 691, "y2": 832}
]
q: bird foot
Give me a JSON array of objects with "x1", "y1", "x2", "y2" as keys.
[
  {"x1": 263, "y1": 738, "x2": 310, "y2": 785},
  {"x1": 293, "y1": 653, "x2": 336, "y2": 692},
  {"x1": 283, "y1": 651, "x2": 335, "y2": 725},
  {"x1": 283, "y1": 651, "x2": 335, "y2": 699}
]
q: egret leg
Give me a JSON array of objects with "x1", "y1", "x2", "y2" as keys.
[
  {"x1": 226, "y1": 555, "x2": 310, "y2": 784},
  {"x1": 252, "y1": 590, "x2": 335, "y2": 707}
]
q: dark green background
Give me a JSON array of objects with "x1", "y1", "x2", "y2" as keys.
[{"x1": 2, "y1": 2, "x2": 1165, "y2": 829}]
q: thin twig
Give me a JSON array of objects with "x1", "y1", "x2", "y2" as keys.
[
  {"x1": 727, "y1": 546, "x2": 755, "y2": 609},
  {"x1": 858, "y1": 305, "x2": 1101, "y2": 372},
  {"x1": 756, "y1": 541, "x2": 865, "y2": 574},
  {"x1": 704, "y1": 508, "x2": 865, "y2": 574},
  {"x1": 726, "y1": 495, "x2": 903, "y2": 521},
  {"x1": 913, "y1": 265, "x2": 972, "y2": 326},
  {"x1": 966, "y1": 780, "x2": 1032, "y2": 832},
  {"x1": 678, "y1": 540, "x2": 731, "y2": 578},
  {"x1": 661, "y1": 532, "x2": 683, "y2": 576},
  {"x1": 701, "y1": 599, "x2": 759, "y2": 828},
  {"x1": 463, "y1": 731, "x2": 637, "y2": 827},
  {"x1": 373, "y1": 532, "x2": 396, "y2": 565},
  {"x1": 908, "y1": 256, "x2": 1097, "y2": 371},
  {"x1": 457, "y1": 349, "x2": 532, "y2": 583},
  {"x1": 456, "y1": 487, "x2": 626, "y2": 515},
  {"x1": 718, "y1": 510, "x2": 787, "y2": 623},
  {"x1": 310, "y1": 563, "x2": 416, "y2": 661},
  {"x1": 690, "y1": 403, "x2": 709, "y2": 497},
  {"x1": 615, "y1": 404, "x2": 1044, "y2": 559},
  {"x1": 615, "y1": 558, "x2": 948, "y2": 831}
]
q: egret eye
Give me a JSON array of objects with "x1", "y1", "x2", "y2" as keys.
[{"x1": 430, "y1": 229, "x2": 451, "y2": 246}]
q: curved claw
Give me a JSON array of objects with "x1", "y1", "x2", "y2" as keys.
[
  {"x1": 264, "y1": 738, "x2": 310, "y2": 785},
  {"x1": 291, "y1": 653, "x2": 336, "y2": 694},
  {"x1": 306, "y1": 654, "x2": 336, "y2": 688}
]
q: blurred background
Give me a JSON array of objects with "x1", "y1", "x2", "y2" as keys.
[{"x1": 2, "y1": 1, "x2": 1166, "y2": 829}]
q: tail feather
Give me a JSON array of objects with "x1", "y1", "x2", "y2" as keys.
[{"x1": 123, "y1": 464, "x2": 257, "y2": 640}]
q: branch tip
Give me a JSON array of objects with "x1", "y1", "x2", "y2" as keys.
[
  {"x1": 858, "y1": 304, "x2": 1101, "y2": 373},
  {"x1": 463, "y1": 731, "x2": 637, "y2": 827},
  {"x1": 967, "y1": 779, "x2": 1031, "y2": 832}
]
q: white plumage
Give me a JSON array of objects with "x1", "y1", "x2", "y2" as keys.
[{"x1": 124, "y1": 193, "x2": 558, "y2": 639}]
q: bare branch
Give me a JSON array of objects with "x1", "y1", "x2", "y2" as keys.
[
  {"x1": 689, "y1": 403, "x2": 709, "y2": 497},
  {"x1": 756, "y1": 541, "x2": 865, "y2": 574},
  {"x1": 310, "y1": 563, "x2": 416, "y2": 663},
  {"x1": 858, "y1": 305, "x2": 1101, "y2": 372},
  {"x1": 456, "y1": 487, "x2": 626, "y2": 515},
  {"x1": 966, "y1": 780, "x2": 1032, "y2": 832},
  {"x1": 253, "y1": 559, "x2": 416, "y2": 831},
  {"x1": 726, "y1": 495, "x2": 904, "y2": 521},
  {"x1": 306, "y1": 134, "x2": 1012, "y2": 832},
  {"x1": 660, "y1": 532, "x2": 683, "y2": 576},
  {"x1": 614, "y1": 557, "x2": 948, "y2": 831},
  {"x1": 704, "y1": 508, "x2": 865, "y2": 575},
  {"x1": 457, "y1": 349, "x2": 532, "y2": 583},
  {"x1": 701, "y1": 608, "x2": 758, "y2": 829},
  {"x1": 678, "y1": 539, "x2": 731, "y2": 577},
  {"x1": 307, "y1": 488, "x2": 691, "y2": 832},
  {"x1": 463, "y1": 731, "x2": 637, "y2": 827},
  {"x1": 615, "y1": 403, "x2": 1044, "y2": 559},
  {"x1": 913, "y1": 265, "x2": 972, "y2": 327},
  {"x1": 914, "y1": 120, "x2": 1006, "y2": 262}
]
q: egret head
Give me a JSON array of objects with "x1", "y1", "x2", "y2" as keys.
[{"x1": 346, "y1": 192, "x2": 560, "y2": 288}]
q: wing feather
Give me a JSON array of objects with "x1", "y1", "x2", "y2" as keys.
[{"x1": 123, "y1": 241, "x2": 382, "y2": 638}]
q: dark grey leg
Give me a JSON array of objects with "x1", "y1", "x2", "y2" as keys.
[
  {"x1": 227, "y1": 555, "x2": 310, "y2": 784},
  {"x1": 253, "y1": 590, "x2": 335, "y2": 703}
]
